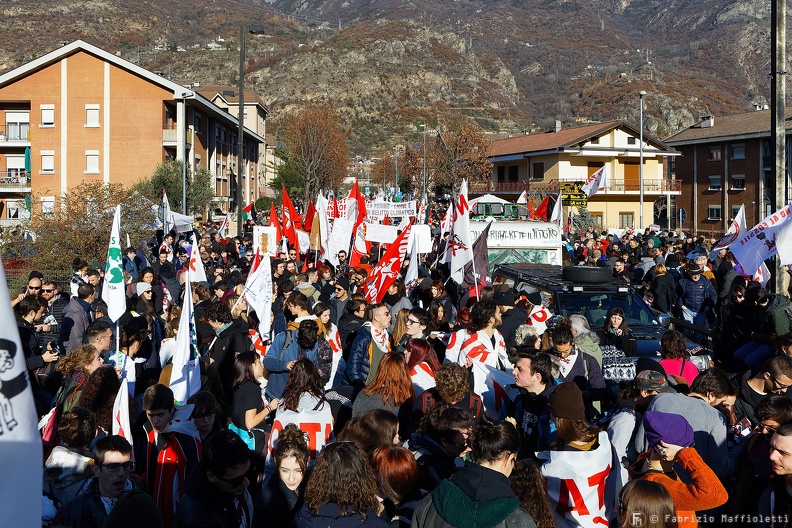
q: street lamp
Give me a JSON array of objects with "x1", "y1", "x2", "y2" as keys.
[
  {"x1": 394, "y1": 145, "x2": 399, "y2": 193},
  {"x1": 420, "y1": 124, "x2": 427, "y2": 199},
  {"x1": 236, "y1": 23, "x2": 265, "y2": 237},
  {"x1": 638, "y1": 90, "x2": 647, "y2": 230}
]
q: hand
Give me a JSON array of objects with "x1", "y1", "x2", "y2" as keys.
[
  {"x1": 42, "y1": 350, "x2": 59, "y2": 363},
  {"x1": 658, "y1": 441, "x2": 684, "y2": 461},
  {"x1": 36, "y1": 324, "x2": 51, "y2": 333},
  {"x1": 615, "y1": 328, "x2": 623, "y2": 336},
  {"x1": 464, "y1": 356, "x2": 473, "y2": 369},
  {"x1": 267, "y1": 398, "x2": 280, "y2": 411},
  {"x1": 286, "y1": 360, "x2": 296, "y2": 371}
]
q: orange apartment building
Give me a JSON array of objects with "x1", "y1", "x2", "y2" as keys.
[{"x1": 0, "y1": 40, "x2": 266, "y2": 225}]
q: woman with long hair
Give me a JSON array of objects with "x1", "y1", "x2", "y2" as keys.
[
  {"x1": 650, "y1": 263, "x2": 678, "y2": 314},
  {"x1": 413, "y1": 417, "x2": 535, "y2": 528},
  {"x1": 430, "y1": 281, "x2": 455, "y2": 325},
  {"x1": 337, "y1": 409, "x2": 400, "y2": 451},
  {"x1": 390, "y1": 308, "x2": 411, "y2": 351},
  {"x1": 231, "y1": 351, "x2": 278, "y2": 453},
  {"x1": 370, "y1": 445, "x2": 425, "y2": 528},
  {"x1": 54, "y1": 344, "x2": 103, "y2": 412},
  {"x1": 314, "y1": 302, "x2": 342, "y2": 389},
  {"x1": 78, "y1": 365, "x2": 124, "y2": 434},
  {"x1": 427, "y1": 300, "x2": 451, "y2": 334},
  {"x1": 404, "y1": 339, "x2": 440, "y2": 395},
  {"x1": 352, "y1": 353, "x2": 415, "y2": 441},
  {"x1": 293, "y1": 441, "x2": 387, "y2": 527},
  {"x1": 618, "y1": 480, "x2": 678, "y2": 528},
  {"x1": 509, "y1": 460, "x2": 555, "y2": 528},
  {"x1": 659, "y1": 330, "x2": 699, "y2": 386},
  {"x1": 539, "y1": 382, "x2": 616, "y2": 528},
  {"x1": 255, "y1": 423, "x2": 311, "y2": 527},
  {"x1": 596, "y1": 307, "x2": 636, "y2": 356}
]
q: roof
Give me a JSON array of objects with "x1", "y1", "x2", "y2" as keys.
[
  {"x1": 665, "y1": 107, "x2": 792, "y2": 145},
  {"x1": 0, "y1": 40, "x2": 264, "y2": 143},
  {"x1": 197, "y1": 84, "x2": 268, "y2": 114},
  {"x1": 488, "y1": 120, "x2": 671, "y2": 158}
]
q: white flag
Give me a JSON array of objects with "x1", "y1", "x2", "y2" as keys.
[
  {"x1": 0, "y1": 257, "x2": 42, "y2": 527},
  {"x1": 169, "y1": 279, "x2": 202, "y2": 405},
  {"x1": 517, "y1": 190, "x2": 528, "y2": 204},
  {"x1": 550, "y1": 193, "x2": 562, "y2": 225},
  {"x1": 162, "y1": 189, "x2": 173, "y2": 234},
  {"x1": 730, "y1": 202, "x2": 792, "y2": 276},
  {"x1": 581, "y1": 166, "x2": 608, "y2": 198},
  {"x1": 404, "y1": 234, "x2": 419, "y2": 289},
  {"x1": 112, "y1": 377, "x2": 133, "y2": 449},
  {"x1": 776, "y1": 208, "x2": 792, "y2": 267},
  {"x1": 243, "y1": 251, "x2": 273, "y2": 341},
  {"x1": 218, "y1": 212, "x2": 232, "y2": 240},
  {"x1": 188, "y1": 240, "x2": 208, "y2": 283},
  {"x1": 754, "y1": 261, "x2": 771, "y2": 288},
  {"x1": 709, "y1": 204, "x2": 746, "y2": 260},
  {"x1": 445, "y1": 180, "x2": 474, "y2": 283},
  {"x1": 317, "y1": 193, "x2": 339, "y2": 267},
  {"x1": 102, "y1": 205, "x2": 126, "y2": 322}
]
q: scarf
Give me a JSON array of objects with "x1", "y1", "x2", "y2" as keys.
[
  {"x1": 366, "y1": 322, "x2": 389, "y2": 353},
  {"x1": 554, "y1": 350, "x2": 578, "y2": 379}
]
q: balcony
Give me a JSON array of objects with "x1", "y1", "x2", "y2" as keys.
[
  {"x1": 0, "y1": 171, "x2": 32, "y2": 193},
  {"x1": 0, "y1": 125, "x2": 31, "y2": 146},
  {"x1": 469, "y1": 180, "x2": 559, "y2": 193},
  {"x1": 162, "y1": 127, "x2": 193, "y2": 147},
  {"x1": 605, "y1": 178, "x2": 681, "y2": 194}
]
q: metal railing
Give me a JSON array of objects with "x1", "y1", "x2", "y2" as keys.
[
  {"x1": 470, "y1": 180, "x2": 560, "y2": 193},
  {"x1": 0, "y1": 171, "x2": 30, "y2": 188},
  {"x1": 0, "y1": 124, "x2": 30, "y2": 142},
  {"x1": 606, "y1": 179, "x2": 681, "y2": 192}
]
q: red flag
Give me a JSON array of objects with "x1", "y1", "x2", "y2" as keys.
[
  {"x1": 281, "y1": 185, "x2": 299, "y2": 247},
  {"x1": 269, "y1": 203, "x2": 283, "y2": 241},
  {"x1": 350, "y1": 223, "x2": 367, "y2": 268},
  {"x1": 304, "y1": 200, "x2": 316, "y2": 229},
  {"x1": 534, "y1": 194, "x2": 551, "y2": 221},
  {"x1": 383, "y1": 216, "x2": 390, "y2": 226},
  {"x1": 350, "y1": 181, "x2": 367, "y2": 231},
  {"x1": 332, "y1": 195, "x2": 340, "y2": 219},
  {"x1": 362, "y1": 221, "x2": 412, "y2": 303},
  {"x1": 527, "y1": 197, "x2": 536, "y2": 219}
]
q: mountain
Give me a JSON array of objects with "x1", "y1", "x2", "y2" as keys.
[{"x1": 0, "y1": 0, "x2": 778, "y2": 153}]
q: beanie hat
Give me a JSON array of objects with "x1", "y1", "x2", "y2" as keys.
[
  {"x1": 493, "y1": 289, "x2": 517, "y2": 306},
  {"x1": 643, "y1": 410, "x2": 694, "y2": 449},
  {"x1": 335, "y1": 275, "x2": 351, "y2": 292},
  {"x1": 548, "y1": 382, "x2": 586, "y2": 421},
  {"x1": 136, "y1": 282, "x2": 152, "y2": 296}
]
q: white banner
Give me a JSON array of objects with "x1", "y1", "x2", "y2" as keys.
[
  {"x1": 730, "y1": 202, "x2": 792, "y2": 276},
  {"x1": 296, "y1": 229, "x2": 311, "y2": 254},
  {"x1": 253, "y1": 226, "x2": 278, "y2": 257},
  {"x1": 407, "y1": 224, "x2": 433, "y2": 254},
  {"x1": 389, "y1": 200, "x2": 417, "y2": 218},
  {"x1": 365, "y1": 222, "x2": 399, "y2": 243},
  {"x1": 102, "y1": 205, "x2": 126, "y2": 322},
  {"x1": 470, "y1": 221, "x2": 561, "y2": 249},
  {"x1": 367, "y1": 200, "x2": 391, "y2": 221},
  {"x1": 331, "y1": 218, "x2": 355, "y2": 255}
]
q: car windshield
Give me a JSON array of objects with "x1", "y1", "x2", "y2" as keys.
[{"x1": 556, "y1": 291, "x2": 658, "y2": 328}]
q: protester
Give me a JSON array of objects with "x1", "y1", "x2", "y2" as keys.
[{"x1": 255, "y1": 423, "x2": 310, "y2": 527}]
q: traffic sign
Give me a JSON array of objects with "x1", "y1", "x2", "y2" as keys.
[{"x1": 677, "y1": 208, "x2": 687, "y2": 225}]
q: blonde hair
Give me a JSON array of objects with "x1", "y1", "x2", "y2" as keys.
[{"x1": 56, "y1": 344, "x2": 98, "y2": 375}]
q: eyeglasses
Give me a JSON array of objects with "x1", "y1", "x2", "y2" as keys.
[
  {"x1": 97, "y1": 461, "x2": 134, "y2": 472},
  {"x1": 377, "y1": 312, "x2": 392, "y2": 319},
  {"x1": 218, "y1": 472, "x2": 248, "y2": 488},
  {"x1": 406, "y1": 319, "x2": 421, "y2": 325},
  {"x1": 27, "y1": 285, "x2": 41, "y2": 290},
  {"x1": 757, "y1": 422, "x2": 777, "y2": 434},
  {"x1": 771, "y1": 376, "x2": 791, "y2": 392},
  {"x1": 41, "y1": 289, "x2": 54, "y2": 293},
  {"x1": 335, "y1": 287, "x2": 344, "y2": 292},
  {"x1": 193, "y1": 412, "x2": 215, "y2": 421}
]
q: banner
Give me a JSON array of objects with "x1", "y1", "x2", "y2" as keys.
[
  {"x1": 112, "y1": 377, "x2": 133, "y2": 449},
  {"x1": 389, "y1": 200, "x2": 417, "y2": 218},
  {"x1": 253, "y1": 226, "x2": 278, "y2": 257},
  {"x1": 296, "y1": 229, "x2": 311, "y2": 254},
  {"x1": 364, "y1": 222, "x2": 399, "y2": 243},
  {"x1": 581, "y1": 165, "x2": 608, "y2": 198},
  {"x1": 243, "y1": 251, "x2": 273, "y2": 341},
  {"x1": 317, "y1": 194, "x2": 339, "y2": 267},
  {"x1": 0, "y1": 256, "x2": 42, "y2": 527},
  {"x1": 709, "y1": 204, "x2": 746, "y2": 260},
  {"x1": 729, "y1": 202, "x2": 792, "y2": 276},
  {"x1": 331, "y1": 218, "x2": 355, "y2": 256},
  {"x1": 407, "y1": 224, "x2": 433, "y2": 254},
  {"x1": 469, "y1": 221, "x2": 561, "y2": 249}
]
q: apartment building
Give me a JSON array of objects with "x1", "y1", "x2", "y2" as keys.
[
  {"x1": 487, "y1": 121, "x2": 681, "y2": 229},
  {"x1": 0, "y1": 40, "x2": 265, "y2": 225}
]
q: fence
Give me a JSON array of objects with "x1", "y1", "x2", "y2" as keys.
[{"x1": 5, "y1": 269, "x2": 71, "y2": 296}]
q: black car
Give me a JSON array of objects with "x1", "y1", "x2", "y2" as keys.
[{"x1": 491, "y1": 263, "x2": 712, "y2": 372}]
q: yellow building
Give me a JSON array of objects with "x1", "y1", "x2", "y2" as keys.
[{"x1": 486, "y1": 121, "x2": 681, "y2": 230}]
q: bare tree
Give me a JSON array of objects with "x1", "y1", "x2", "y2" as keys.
[{"x1": 430, "y1": 115, "x2": 493, "y2": 189}]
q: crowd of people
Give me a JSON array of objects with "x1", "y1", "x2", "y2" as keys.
[{"x1": 15, "y1": 216, "x2": 792, "y2": 528}]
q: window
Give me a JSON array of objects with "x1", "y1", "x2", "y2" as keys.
[
  {"x1": 618, "y1": 212, "x2": 635, "y2": 229},
  {"x1": 731, "y1": 205, "x2": 741, "y2": 220},
  {"x1": 41, "y1": 196, "x2": 55, "y2": 215},
  {"x1": 5, "y1": 111, "x2": 30, "y2": 141},
  {"x1": 708, "y1": 205, "x2": 722, "y2": 220},
  {"x1": 731, "y1": 174, "x2": 745, "y2": 190},
  {"x1": 40, "y1": 105, "x2": 55, "y2": 127},
  {"x1": 40, "y1": 151, "x2": 54, "y2": 174},
  {"x1": 627, "y1": 137, "x2": 636, "y2": 145},
  {"x1": 732, "y1": 144, "x2": 745, "y2": 160},
  {"x1": 85, "y1": 151, "x2": 99, "y2": 174},
  {"x1": 7, "y1": 200, "x2": 23, "y2": 219},
  {"x1": 590, "y1": 212, "x2": 603, "y2": 230},
  {"x1": 532, "y1": 162, "x2": 544, "y2": 179},
  {"x1": 85, "y1": 105, "x2": 100, "y2": 128},
  {"x1": 497, "y1": 166, "x2": 505, "y2": 182},
  {"x1": 590, "y1": 136, "x2": 600, "y2": 145},
  {"x1": 508, "y1": 166, "x2": 518, "y2": 182},
  {"x1": 193, "y1": 112, "x2": 202, "y2": 135},
  {"x1": 708, "y1": 146, "x2": 722, "y2": 161},
  {"x1": 668, "y1": 157, "x2": 676, "y2": 176},
  {"x1": 708, "y1": 175, "x2": 721, "y2": 191}
]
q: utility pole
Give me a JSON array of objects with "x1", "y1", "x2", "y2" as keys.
[{"x1": 772, "y1": 0, "x2": 789, "y2": 295}]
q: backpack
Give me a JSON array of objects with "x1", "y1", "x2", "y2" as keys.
[{"x1": 421, "y1": 389, "x2": 483, "y2": 420}]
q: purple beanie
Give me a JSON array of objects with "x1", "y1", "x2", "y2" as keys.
[{"x1": 643, "y1": 410, "x2": 694, "y2": 448}]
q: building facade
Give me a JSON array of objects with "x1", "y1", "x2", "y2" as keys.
[
  {"x1": 487, "y1": 121, "x2": 680, "y2": 230},
  {"x1": 664, "y1": 109, "x2": 789, "y2": 234},
  {"x1": 0, "y1": 40, "x2": 265, "y2": 225}
]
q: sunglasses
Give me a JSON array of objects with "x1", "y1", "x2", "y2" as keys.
[
  {"x1": 335, "y1": 287, "x2": 344, "y2": 291},
  {"x1": 97, "y1": 461, "x2": 134, "y2": 472},
  {"x1": 757, "y1": 422, "x2": 777, "y2": 434},
  {"x1": 41, "y1": 289, "x2": 54, "y2": 293},
  {"x1": 219, "y1": 472, "x2": 248, "y2": 488},
  {"x1": 28, "y1": 286, "x2": 41, "y2": 290}
]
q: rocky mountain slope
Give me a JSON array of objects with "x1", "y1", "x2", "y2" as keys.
[{"x1": 0, "y1": 0, "x2": 781, "y2": 153}]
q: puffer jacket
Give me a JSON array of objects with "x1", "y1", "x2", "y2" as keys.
[
  {"x1": 412, "y1": 462, "x2": 536, "y2": 528},
  {"x1": 677, "y1": 277, "x2": 716, "y2": 313},
  {"x1": 43, "y1": 446, "x2": 94, "y2": 509}
]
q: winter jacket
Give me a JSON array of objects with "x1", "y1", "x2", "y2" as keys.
[
  {"x1": 500, "y1": 381, "x2": 557, "y2": 459},
  {"x1": 59, "y1": 297, "x2": 93, "y2": 354},
  {"x1": 329, "y1": 296, "x2": 349, "y2": 327},
  {"x1": 651, "y1": 272, "x2": 678, "y2": 313},
  {"x1": 756, "y1": 293, "x2": 792, "y2": 339},
  {"x1": 338, "y1": 313, "x2": 364, "y2": 356},
  {"x1": 292, "y1": 503, "x2": 387, "y2": 528},
  {"x1": 175, "y1": 461, "x2": 254, "y2": 528},
  {"x1": 43, "y1": 446, "x2": 94, "y2": 510},
  {"x1": 209, "y1": 318, "x2": 251, "y2": 403},
  {"x1": 596, "y1": 328, "x2": 636, "y2": 357},
  {"x1": 499, "y1": 304, "x2": 529, "y2": 350},
  {"x1": 254, "y1": 474, "x2": 302, "y2": 528},
  {"x1": 412, "y1": 462, "x2": 536, "y2": 528},
  {"x1": 407, "y1": 432, "x2": 461, "y2": 493},
  {"x1": 385, "y1": 295, "x2": 413, "y2": 332},
  {"x1": 345, "y1": 323, "x2": 389, "y2": 388},
  {"x1": 677, "y1": 277, "x2": 717, "y2": 313},
  {"x1": 263, "y1": 325, "x2": 320, "y2": 399}
]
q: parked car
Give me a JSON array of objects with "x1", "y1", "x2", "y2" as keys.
[{"x1": 491, "y1": 263, "x2": 712, "y2": 372}]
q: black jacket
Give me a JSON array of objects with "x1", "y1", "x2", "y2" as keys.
[
  {"x1": 175, "y1": 463, "x2": 254, "y2": 528},
  {"x1": 499, "y1": 305, "x2": 528, "y2": 350},
  {"x1": 338, "y1": 313, "x2": 364, "y2": 359},
  {"x1": 209, "y1": 319, "x2": 251, "y2": 404},
  {"x1": 254, "y1": 475, "x2": 302, "y2": 528}
]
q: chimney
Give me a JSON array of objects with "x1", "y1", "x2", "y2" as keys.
[
  {"x1": 554, "y1": 120, "x2": 562, "y2": 133},
  {"x1": 700, "y1": 115, "x2": 714, "y2": 128}
]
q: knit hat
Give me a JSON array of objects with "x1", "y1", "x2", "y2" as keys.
[
  {"x1": 643, "y1": 410, "x2": 694, "y2": 449},
  {"x1": 493, "y1": 289, "x2": 517, "y2": 306},
  {"x1": 548, "y1": 382, "x2": 586, "y2": 421},
  {"x1": 634, "y1": 370, "x2": 674, "y2": 393},
  {"x1": 335, "y1": 275, "x2": 351, "y2": 292},
  {"x1": 136, "y1": 282, "x2": 152, "y2": 296}
]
